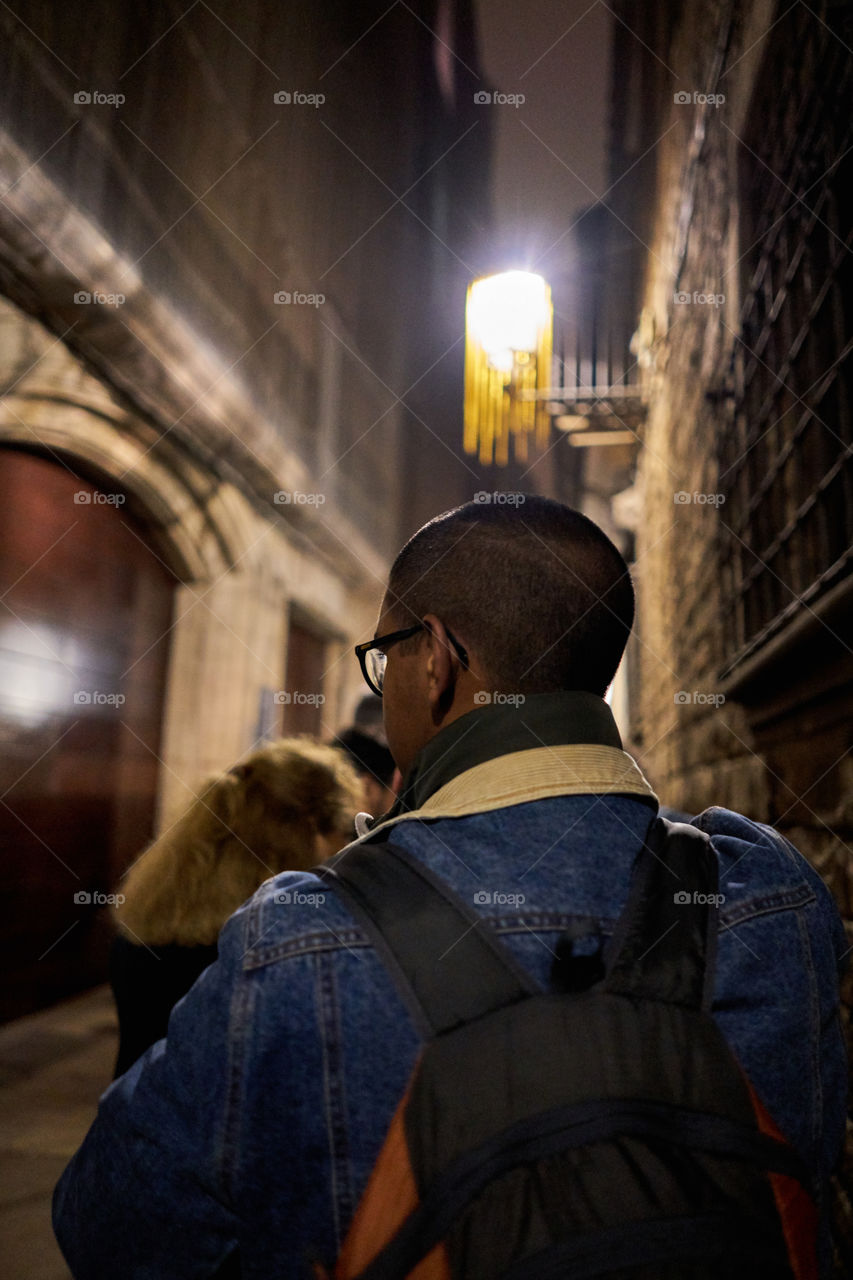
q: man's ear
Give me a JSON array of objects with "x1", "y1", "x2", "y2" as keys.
[{"x1": 421, "y1": 613, "x2": 458, "y2": 716}]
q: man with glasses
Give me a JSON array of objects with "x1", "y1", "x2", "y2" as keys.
[{"x1": 54, "y1": 495, "x2": 847, "y2": 1278}]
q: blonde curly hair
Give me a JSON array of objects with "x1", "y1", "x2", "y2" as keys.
[{"x1": 114, "y1": 738, "x2": 362, "y2": 947}]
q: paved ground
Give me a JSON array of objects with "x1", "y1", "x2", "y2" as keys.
[{"x1": 0, "y1": 986, "x2": 117, "y2": 1280}]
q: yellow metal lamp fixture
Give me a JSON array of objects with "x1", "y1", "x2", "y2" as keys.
[{"x1": 464, "y1": 270, "x2": 553, "y2": 466}]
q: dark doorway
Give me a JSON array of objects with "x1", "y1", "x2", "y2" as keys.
[
  {"x1": 281, "y1": 609, "x2": 329, "y2": 737},
  {"x1": 0, "y1": 450, "x2": 176, "y2": 1021}
]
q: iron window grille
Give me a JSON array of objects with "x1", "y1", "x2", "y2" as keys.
[{"x1": 718, "y1": 0, "x2": 853, "y2": 678}]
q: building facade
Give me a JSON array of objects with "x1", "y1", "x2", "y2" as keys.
[
  {"x1": 0, "y1": 0, "x2": 493, "y2": 1018},
  {"x1": 607, "y1": 0, "x2": 852, "y2": 1262}
]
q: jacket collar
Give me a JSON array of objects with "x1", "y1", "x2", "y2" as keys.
[{"x1": 360, "y1": 692, "x2": 657, "y2": 838}]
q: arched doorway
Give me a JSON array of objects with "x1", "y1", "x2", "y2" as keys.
[{"x1": 0, "y1": 449, "x2": 176, "y2": 1021}]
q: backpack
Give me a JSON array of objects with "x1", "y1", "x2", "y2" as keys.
[{"x1": 314, "y1": 815, "x2": 819, "y2": 1279}]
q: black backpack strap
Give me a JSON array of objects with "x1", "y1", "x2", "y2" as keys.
[
  {"x1": 604, "y1": 815, "x2": 719, "y2": 1010},
  {"x1": 317, "y1": 842, "x2": 537, "y2": 1038}
]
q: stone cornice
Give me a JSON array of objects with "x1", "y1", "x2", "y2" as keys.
[{"x1": 0, "y1": 130, "x2": 389, "y2": 595}]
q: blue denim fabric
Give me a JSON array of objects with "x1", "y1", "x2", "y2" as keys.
[{"x1": 53, "y1": 796, "x2": 848, "y2": 1278}]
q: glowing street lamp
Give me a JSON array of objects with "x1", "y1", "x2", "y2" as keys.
[{"x1": 463, "y1": 270, "x2": 553, "y2": 465}]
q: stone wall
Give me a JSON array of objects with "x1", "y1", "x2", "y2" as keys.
[
  {"x1": 612, "y1": 2, "x2": 853, "y2": 1261},
  {"x1": 0, "y1": 293, "x2": 381, "y2": 828},
  {"x1": 622, "y1": 0, "x2": 853, "y2": 922}
]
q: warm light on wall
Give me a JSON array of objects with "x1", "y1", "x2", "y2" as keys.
[{"x1": 463, "y1": 270, "x2": 553, "y2": 465}]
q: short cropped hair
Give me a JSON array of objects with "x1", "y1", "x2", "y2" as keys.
[{"x1": 386, "y1": 496, "x2": 634, "y2": 696}]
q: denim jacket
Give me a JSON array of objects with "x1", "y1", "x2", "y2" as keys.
[{"x1": 53, "y1": 693, "x2": 848, "y2": 1278}]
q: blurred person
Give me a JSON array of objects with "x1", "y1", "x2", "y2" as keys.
[
  {"x1": 109, "y1": 738, "x2": 361, "y2": 1076},
  {"x1": 351, "y1": 691, "x2": 386, "y2": 743},
  {"x1": 332, "y1": 725, "x2": 397, "y2": 819},
  {"x1": 54, "y1": 497, "x2": 847, "y2": 1278}
]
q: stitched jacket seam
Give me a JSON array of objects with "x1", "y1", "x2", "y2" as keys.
[
  {"x1": 719, "y1": 885, "x2": 815, "y2": 927},
  {"x1": 317, "y1": 952, "x2": 355, "y2": 1247}
]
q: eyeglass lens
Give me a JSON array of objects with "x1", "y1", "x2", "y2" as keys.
[{"x1": 369, "y1": 649, "x2": 386, "y2": 692}]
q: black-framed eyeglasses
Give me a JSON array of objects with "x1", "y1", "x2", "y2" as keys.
[{"x1": 355, "y1": 623, "x2": 469, "y2": 697}]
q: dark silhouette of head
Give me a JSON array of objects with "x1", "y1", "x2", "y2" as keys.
[{"x1": 384, "y1": 495, "x2": 634, "y2": 697}]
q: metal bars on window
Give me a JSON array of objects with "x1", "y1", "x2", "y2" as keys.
[{"x1": 718, "y1": 1, "x2": 853, "y2": 675}]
